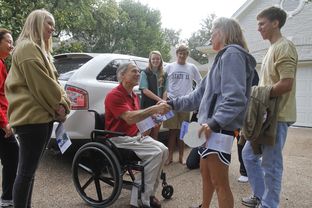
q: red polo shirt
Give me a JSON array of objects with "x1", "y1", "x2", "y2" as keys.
[
  {"x1": 105, "y1": 84, "x2": 140, "y2": 137},
  {"x1": 0, "y1": 59, "x2": 8, "y2": 128}
]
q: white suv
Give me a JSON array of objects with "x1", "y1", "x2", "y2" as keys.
[{"x1": 51, "y1": 53, "x2": 149, "y2": 142}]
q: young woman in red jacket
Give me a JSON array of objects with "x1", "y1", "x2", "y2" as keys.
[{"x1": 0, "y1": 28, "x2": 18, "y2": 207}]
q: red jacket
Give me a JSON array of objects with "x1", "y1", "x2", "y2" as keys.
[{"x1": 0, "y1": 59, "x2": 8, "y2": 128}]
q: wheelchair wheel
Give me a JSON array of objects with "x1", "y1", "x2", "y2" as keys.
[
  {"x1": 72, "y1": 142, "x2": 122, "y2": 207},
  {"x1": 162, "y1": 185, "x2": 174, "y2": 199}
]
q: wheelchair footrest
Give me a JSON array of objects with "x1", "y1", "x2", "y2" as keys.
[{"x1": 122, "y1": 180, "x2": 137, "y2": 190}]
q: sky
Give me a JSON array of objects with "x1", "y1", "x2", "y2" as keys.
[{"x1": 137, "y1": 0, "x2": 247, "y2": 39}]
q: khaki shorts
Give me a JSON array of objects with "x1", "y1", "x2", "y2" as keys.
[{"x1": 163, "y1": 111, "x2": 190, "y2": 130}]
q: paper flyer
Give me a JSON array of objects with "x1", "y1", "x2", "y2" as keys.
[
  {"x1": 55, "y1": 123, "x2": 72, "y2": 154},
  {"x1": 179, "y1": 121, "x2": 189, "y2": 140},
  {"x1": 136, "y1": 110, "x2": 175, "y2": 133},
  {"x1": 180, "y1": 122, "x2": 206, "y2": 148},
  {"x1": 163, "y1": 110, "x2": 175, "y2": 120},
  {"x1": 136, "y1": 116, "x2": 155, "y2": 133}
]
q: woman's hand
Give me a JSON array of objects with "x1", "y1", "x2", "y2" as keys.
[
  {"x1": 198, "y1": 123, "x2": 212, "y2": 141},
  {"x1": 55, "y1": 104, "x2": 67, "y2": 122},
  {"x1": 3, "y1": 124, "x2": 13, "y2": 138}
]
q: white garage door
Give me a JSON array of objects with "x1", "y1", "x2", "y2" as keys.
[{"x1": 294, "y1": 64, "x2": 312, "y2": 127}]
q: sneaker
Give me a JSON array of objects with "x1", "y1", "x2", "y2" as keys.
[
  {"x1": 242, "y1": 195, "x2": 260, "y2": 207},
  {"x1": 0, "y1": 199, "x2": 13, "y2": 207},
  {"x1": 238, "y1": 175, "x2": 248, "y2": 183}
]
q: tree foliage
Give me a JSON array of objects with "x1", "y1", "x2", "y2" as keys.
[
  {"x1": 50, "y1": 0, "x2": 97, "y2": 37},
  {"x1": 187, "y1": 14, "x2": 216, "y2": 64},
  {"x1": 163, "y1": 28, "x2": 181, "y2": 47},
  {"x1": 116, "y1": 0, "x2": 170, "y2": 60},
  {"x1": 0, "y1": 0, "x2": 96, "y2": 37},
  {"x1": 0, "y1": 0, "x2": 42, "y2": 39},
  {"x1": 0, "y1": 0, "x2": 171, "y2": 60},
  {"x1": 69, "y1": 0, "x2": 120, "y2": 52},
  {"x1": 53, "y1": 41, "x2": 85, "y2": 54}
]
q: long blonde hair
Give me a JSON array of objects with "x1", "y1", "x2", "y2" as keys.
[
  {"x1": 16, "y1": 9, "x2": 54, "y2": 60},
  {"x1": 147, "y1": 51, "x2": 165, "y2": 86},
  {"x1": 212, "y1": 17, "x2": 248, "y2": 51}
]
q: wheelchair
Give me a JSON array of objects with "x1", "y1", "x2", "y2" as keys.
[{"x1": 72, "y1": 110, "x2": 174, "y2": 207}]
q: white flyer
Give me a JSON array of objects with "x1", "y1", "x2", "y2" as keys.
[
  {"x1": 180, "y1": 122, "x2": 206, "y2": 148},
  {"x1": 136, "y1": 116, "x2": 155, "y2": 133},
  {"x1": 205, "y1": 132, "x2": 234, "y2": 154},
  {"x1": 55, "y1": 123, "x2": 72, "y2": 154},
  {"x1": 136, "y1": 111, "x2": 175, "y2": 133},
  {"x1": 163, "y1": 110, "x2": 175, "y2": 120}
]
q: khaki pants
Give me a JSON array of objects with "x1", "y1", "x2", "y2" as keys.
[{"x1": 110, "y1": 135, "x2": 168, "y2": 207}]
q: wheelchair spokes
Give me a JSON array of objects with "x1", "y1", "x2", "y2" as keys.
[
  {"x1": 72, "y1": 142, "x2": 122, "y2": 207},
  {"x1": 94, "y1": 177, "x2": 103, "y2": 201},
  {"x1": 77, "y1": 163, "x2": 93, "y2": 174},
  {"x1": 81, "y1": 175, "x2": 94, "y2": 190},
  {"x1": 72, "y1": 140, "x2": 174, "y2": 207}
]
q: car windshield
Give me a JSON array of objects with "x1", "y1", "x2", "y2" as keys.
[{"x1": 54, "y1": 56, "x2": 92, "y2": 80}]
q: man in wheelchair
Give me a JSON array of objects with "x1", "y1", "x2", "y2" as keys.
[{"x1": 104, "y1": 62, "x2": 170, "y2": 208}]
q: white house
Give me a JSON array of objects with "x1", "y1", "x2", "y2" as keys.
[{"x1": 201, "y1": 0, "x2": 312, "y2": 127}]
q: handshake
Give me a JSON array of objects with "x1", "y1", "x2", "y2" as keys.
[
  {"x1": 137, "y1": 103, "x2": 174, "y2": 134},
  {"x1": 151, "y1": 99, "x2": 173, "y2": 116}
]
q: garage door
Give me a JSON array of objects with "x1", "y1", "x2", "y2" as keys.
[{"x1": 294, "y1": 64, "x2": 312, "y2": 127}]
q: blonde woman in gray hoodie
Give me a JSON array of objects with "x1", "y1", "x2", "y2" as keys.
[{"x1": 166, "y1": 17, "x2": 256, "y2": 208}]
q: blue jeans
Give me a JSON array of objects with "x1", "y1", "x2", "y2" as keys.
[{"x1": 242, "y1": 122, "x2": 288, "y2": 208}]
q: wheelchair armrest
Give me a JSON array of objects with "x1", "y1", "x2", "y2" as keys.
[{"x1": 91, "y1": 129, "x2": 126, "y2": 140}]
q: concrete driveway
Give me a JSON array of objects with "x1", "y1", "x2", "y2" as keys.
[{"x1": 0, "y1": 127, "x2": 311, "y2": 207}]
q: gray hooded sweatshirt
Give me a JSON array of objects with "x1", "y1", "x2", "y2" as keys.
[{"x1": 171, "y1": 44, "x2": 257, "y2": 132}]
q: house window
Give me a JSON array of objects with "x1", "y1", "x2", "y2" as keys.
[{"x1": 280, "y1": 0, "x2": 305, "y2": 17}]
